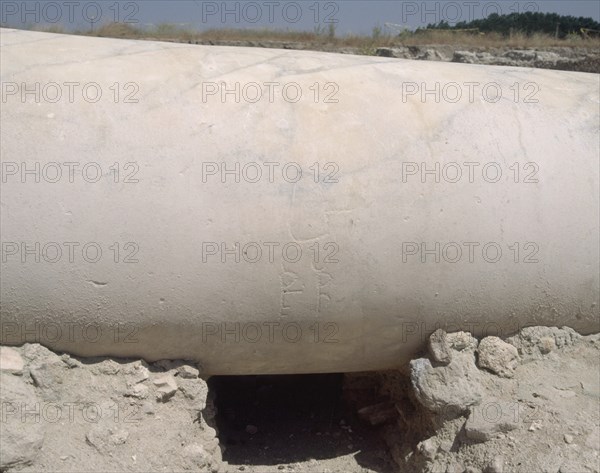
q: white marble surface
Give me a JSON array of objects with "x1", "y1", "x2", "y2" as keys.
[{"x1": 1, "y1": 28, "x2": 598, "y2": 373}]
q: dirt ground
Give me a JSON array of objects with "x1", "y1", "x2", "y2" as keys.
[{"x1": 1, "y1": 325, "x2": 598, "y2": 473}]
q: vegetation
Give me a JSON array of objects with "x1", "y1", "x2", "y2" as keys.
[
  {"x1": 21, "y1": 11, "x2": 600, "y2": 51},
  {"x1": 425, "y1": 12, "x2": 600, "y2": 39}
]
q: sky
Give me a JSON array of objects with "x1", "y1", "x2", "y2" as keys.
[{"x1": 1, "y1": 1, "x2": 599, "y2": 35}]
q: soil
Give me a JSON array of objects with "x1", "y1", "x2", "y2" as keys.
[{"x1": 1, "y1": 326, "x2": 598, "y2": 473}]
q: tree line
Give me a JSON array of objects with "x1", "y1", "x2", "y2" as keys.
[{"x1": 423, "y1": 12, "x2": 600, "y2": 38}]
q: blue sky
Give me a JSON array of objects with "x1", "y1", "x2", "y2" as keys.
[{"x1": 2, "y1": 1, "x2": 599, "y2": 34}]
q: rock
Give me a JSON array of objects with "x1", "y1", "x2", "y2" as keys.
[
  {"x1": 85, "y1": 426, "x2": 110, "y2": 453},
  {"x1": 21, "y1": 343, "x2": 62, "y2": 364},
  {"x1": 375, "y1": 47, "x2": 394, "y2": 57},
  {"x1": 447, "y1": 332, "x2": 478, "y2": 351},
  {"x1": 535, "y1": 51, "x2": 562, "y2": 63},
  {"x1": 85, "y1": 425, "x2": 129, "y2": 454},
  {"x1": 124, "y1": 384, "x2": 149, "y2": 399},
  {"x1": 110, "y1": 429, "x2": 129, "y2": 445},
  {"x1": 563, "y1": 433, "x2": 574, "y2": 444},
  {"x1": 528, "y1": 421, "x2": 542, "y2": 432},
  {"x1": 445, "y1": 461, "x2": 465, "y2": 473},
  {"x1": 374, "y1": 47, "x2": 411, "y2": 59},
  {"x1": 538, "y1": 336, "x2": 556, "y2": 354},
  {"x1": 357, "y1": 401, "x2": 398, "y2": 425},
  {"x1": 29, "y1": 363, "x2": 62, "y2": 389},
  {"x1": 477, "y1": 337, "x2": 519, "y2": 378},
  {"x1": 465, "y1": 400, "x2": 520, "y2": 442},
  {"x1": 507, "y1": 327, "x2": 581, "y2": 358},
  {"x1": 484, "y1": 456, "x2": 504, "y2": 473},
  {"x1": 130, "y1": 365, "x2": 149, "y2": 383},
  {"x1": 585, "y1": 427, "x2": 599, "y2": 450},
  {"x1": 417, "y1": 437, "x2": 438, "y2": 459},
  {"x1": 0, "y1": 346, "x2": 24, "y2": 374},
  {"x1": 96, "y1": 359, "x2": 121, "y2": 375},
  {"x1": 504, "y1": 50, "x2": 537, "y2": 61},
  {"x1": 177, "y1": 364, "x2": 199, "y2": 379},
  {"x1": 429, "y1": 329, "x2": 452, "y2": 365},
  {"x1": 464, "y1": 467, "x2": 482, "y2": 473},
  {"x1": 410, "y1": 352, "x2": 483, "y2": 414},
  {"x1": 177, "y1": 377, "x2": 209, "y2": 408},
  {"x1": 86, "y1": 426, "x2": 128, "y2": 453},
  {"x1": 453, "y1": 50, "x2": 479, "y2": 63},
  {"x1": 0, "y1": 373, "x2": 46, "y2": 469},
  {"x1": 60, "y1": 354, "x2": 79, "y2": 369},
  {"x1": 182, "y1": 444, "x2": 210, "y2": 468},
  {"x1": 417, "y1": 48, "x2": 447, "y2": 61},
  {"x1": 153, "y1": 373, "x2": 178, "y2": 402}
]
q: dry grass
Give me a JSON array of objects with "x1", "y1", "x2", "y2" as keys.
[{"x1": 30, "y1": 22, "x2": 600, "y2": 50}]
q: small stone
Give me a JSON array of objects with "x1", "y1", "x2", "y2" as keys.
[
  {"x1": 125, "y1": 384, "x2": 149, "y2": 399},
  {"x1": 447, "y1": 331, "x2": 478, "y2": 351},
  {"x1": 445, "y1": 461, "x2": 465, "y2": 473},
  {"x1": 131, "y1": 365, "x2": 149, "y2": 383},
  {"x1": 0, "y1": 347, "x2": 24, "y2": 374},
  {"x1": 528, "y1": 421, "x2": 542, "y2": 432},
  {"x1": 97, "y1": 360, "x2": 121, "y2": 375},
  {"x1": 539, "y1": 337, "x2": 556, "y2": 354},
  {"x1": 142, "y1": 402, "x2": 155, "y2": 415},
  {"x1": 417, "y1": 437, "x2": 438, "y2": 460},
  {"x1": 245, "y1": 424, "x2": 258, "y2": 435},
  {"x1": 86, "y1": 426, "x2": 110, "y2": 453},
  {"x1": 182, "y1": 444, "x2": 209, "y2": 468},
  {"x1": 477, "y1": 337, "x2": 519, "y2": 378},
  {"x1": 484, "y1": 456, "x2": 504, "y2": 473},
  {"x1": 153, "y1": 374, "x2": 178, "y2": 402},
  {"x1": 585, "y1": 427, "x2": 599, "y2": 450},
  {"x1": 0, "y1": 373, "x2": 45, "y2": 469},
  {"x1": 465, "y1": 400, "x2": 520, "y2": 442},
  {"x1": 177, "y1": 364, "x2": 199, "y2": 379},
  {"x1": 429, "y1": 329, "x2": 452, "y2": 364},
  {"x1": 110, "y1": 429, "x2": 129, "y2": 445},
  {"x1": 464, "y1": 467, "x2": 482, "y2": 473},
  {"x1": 564, "y1": 434, "x2": 574, "y2": 444},
  {"x1": 60, "y1": 354, "x2": 79, "y2": 368},
  {"x1": 60, "y1": 455, "x2": 69, "y2": 461},
  {"x1": 29, "y1": 364, "x2": 61, "y2": 389}
]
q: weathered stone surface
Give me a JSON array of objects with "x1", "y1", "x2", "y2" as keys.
[
  {"x1": 447, "y1": 332, "x2": 478, "y2": 352},
  {"x1": 477, "y1": 337, "x2": 520, "y2": 378},
  {"x1": 484, "y1": 456, "x2": 504, "y2": 473},
  {"x1": 410, "y1": 352, "x2": 483, "y2": 413},
  {"x1": 0, "y1": 372, "x2": 45, "y2": 469},
  {"x1": 428, "y1": 329, "x2": 452, "y2": 364},
  {"x1": 177, "y1": 364, "x2": 200, "y2": 379},
  {"x1": 0, "y1": 346, "x2": 24, "y2": 374},
  {"x1": 507, "y1": 326, "x2": 582, "y2": 359},
  {"x1": 465, "y1": 400, "x2": 520, "y2": 442},
  {"x1": 0, "y1": 28, "x2": 598, "y2": 375},
  {"x1": 153, "y1": 374, "x2": 178, "y2": 402}
]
